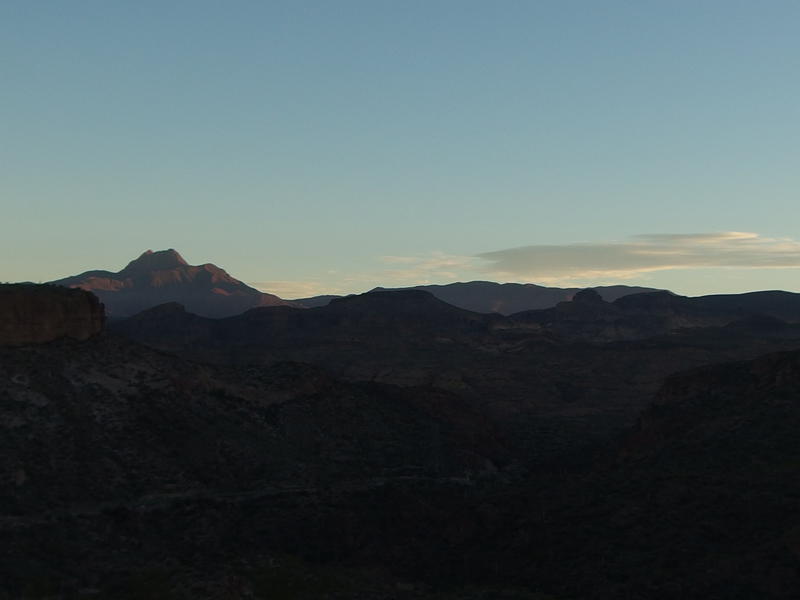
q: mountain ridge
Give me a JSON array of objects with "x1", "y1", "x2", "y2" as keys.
[
  {"x1": 295, "y1": 280, "x2": 665, "y2": 314},
  {"x1": 48, "y1": 249, "x2": 667, "y2": 318},
  {"x1": 50, "y1": 249, "x2": 292, "y2": 318}
]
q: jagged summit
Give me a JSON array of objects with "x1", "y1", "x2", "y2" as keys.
[
  {"x1": 50, "y1": 249, "x2": 292, "y2": 318},
  {"x1": 124, "y1": 248, "x2": 188, "y2": 271}
]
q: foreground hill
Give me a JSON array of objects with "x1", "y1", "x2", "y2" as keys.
[
  {"x1": 50, "y1": 249, "x2": 292, "y2": 318},
  {"x1": 295, "y1": 281, "x2": 662, "y2": 313}
]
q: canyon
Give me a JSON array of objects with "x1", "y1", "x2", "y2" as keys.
[{"x1": 2, "y1": 279, "x2": 800, "y2": 598}]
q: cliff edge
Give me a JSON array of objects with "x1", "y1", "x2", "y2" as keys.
[{"x1": 0, "y1": 284, "x2": 104, "y2": 345}]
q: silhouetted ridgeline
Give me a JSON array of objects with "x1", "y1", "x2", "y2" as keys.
[
  {"x1": 0, "y1": 283, "x2": 104, "y2": 345},
  {"x1": 297, "y1": 281, "x2": 664, "y2": 314},
  {"x1": 48, "y1": 248, "x2": 669, "y2": 318}
]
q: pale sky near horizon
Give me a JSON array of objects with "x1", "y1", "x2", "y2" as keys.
[{"x1": 3, "y1": 1, "x2": 799, "y2": 298}]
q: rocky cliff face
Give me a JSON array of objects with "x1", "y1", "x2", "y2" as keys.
[{"x1": 0, "y1": 284, "x2": 104, "y2": 345}]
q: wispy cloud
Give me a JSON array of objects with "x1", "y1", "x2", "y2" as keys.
[
  {"x1": 249, "y1": 280, "x2": 343, "y2": 299},
  {"x1": 378, "y1": 252, "x2": 480, "y2": 283},
  {"x1": 249, "y1": 253, "x2": 480, "y2": 298},
  {"x1": 252, "y1": 233, "x2": 800, "y2": 297},
  {"x1": 477, "y1": 232, "x2": 800, "y2": 283}
]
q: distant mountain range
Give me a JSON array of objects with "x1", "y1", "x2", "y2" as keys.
[
  {"x1": 50, "y1": 249, "x2": 667, "y2": 318},
  {"x1": 50, "y1": 249, "x2": 292, "y2": 318},
  {"x1": 296, "y1": 281, "x2": 664, "y2": 314},
  {"x1": 114, "y1": 287, "x2": 800, "y2": 374},
  {"x1": 112, "y1": 286, "x2": 800, "y2": 468}
]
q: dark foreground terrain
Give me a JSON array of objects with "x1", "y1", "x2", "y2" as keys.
[{"x1": 2, "y1": 283, "x2": 800, "y2": 598}]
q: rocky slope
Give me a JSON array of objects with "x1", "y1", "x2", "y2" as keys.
[
  {"x1": 0, "y1": 284, "x2": 104, "y2": 345},
  {"x1": 50, "y1": 249, "x2": 292, "y2": 318},
  {"x1": 0, "y1": 331, "x2": 509, "y2": 597},
  {"x1": 462, "y1": 349, "x2": 800, "y2": 599}
]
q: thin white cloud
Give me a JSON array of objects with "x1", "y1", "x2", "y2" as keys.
[
  {"x1": 252, "y1": 233, "x2": 800, "y2": 298},
  {"x1": 378, "y1": 252, "x2": 480, "y2": 283},
  {"x1": 250, "y1": 280, "x2": 342, "y2": 299},
  {"x1": 477, "y1": 232, "x2": 800, "y2": 282},
  {"x1": 247, "y1": 253, "x2": 479, "y2": 298}
]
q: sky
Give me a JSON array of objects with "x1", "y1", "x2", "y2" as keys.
[{"x1": 2, "y1": 0, "x2": 799, "y2": 298}]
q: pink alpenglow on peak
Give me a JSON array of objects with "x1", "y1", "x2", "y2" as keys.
[{"x1": 50, "y1": 249, "x2": 293, "y2": 318}]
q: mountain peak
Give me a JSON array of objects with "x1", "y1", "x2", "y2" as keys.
[
  {"x1": 124, "y1": 249, "x2": 188, "y2": 271},
  {"x1": 50, "y1": 249, "x2": 292, "y2": 317}
]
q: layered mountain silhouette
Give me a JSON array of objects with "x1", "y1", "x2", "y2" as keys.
[
  {"x1": 295, "y1": 281, "x2": 663, "y2": 314},
  {"x1": 52, "y1": 250, "x2": 665, "y2": 319},
  {"x1": 113, "y1": 287, "x2": 800, "y2": 468},
  {"x1": 50, "y1": 249, "x2": 292, "y2": 318},
  {"x1": 5, "y1": 283, "x2": 800, "y2": 598},
  {"x1": 509, "y1": 288, "x2": 800, "y2": 342},
  {"x1": 117, "y1": 287, "x2": 800, "y2": 362}
]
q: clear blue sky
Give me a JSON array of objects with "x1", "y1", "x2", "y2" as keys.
[{"x1": 3, "y1": 1, "x2": 799, "y2": 297}]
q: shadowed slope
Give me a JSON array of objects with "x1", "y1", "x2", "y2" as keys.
[
  {"x1": 0, "y1": 331, "x2": 507, "y2": 596},
  {"x1": 471, "y1": 349, "x2": 800, "y2": 599}
]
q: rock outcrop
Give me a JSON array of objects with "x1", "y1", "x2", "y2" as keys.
[{"x1": 0, "y1": 284, "x2": 104, "y2": 345}]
